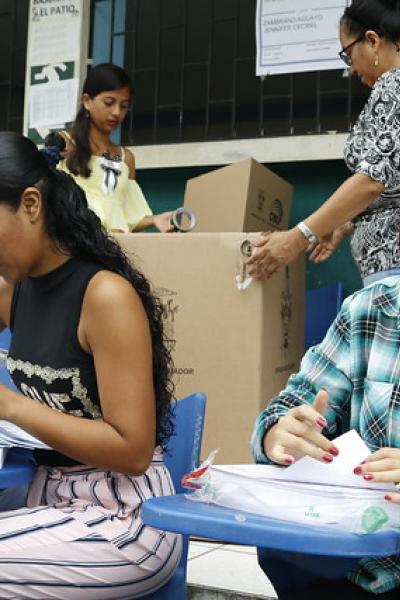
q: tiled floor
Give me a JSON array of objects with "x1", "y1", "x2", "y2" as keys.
[{"x1": 187, "y1": 540, "x2": 277, "y2": 598}]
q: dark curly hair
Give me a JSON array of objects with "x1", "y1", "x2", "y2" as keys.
[
  {"x1": 67, "y1": 63, "x2": 132, "y2": 178},
  {"x1": 341, "y1": 0, "x2": 400, "y2": 42},
  {"x1": 0, "y1": 131, "x2": 175, "y2": 449}
]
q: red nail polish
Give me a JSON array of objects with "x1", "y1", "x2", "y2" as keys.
[
  {"x1": 322, "y1": 454, "x2": 333, "y2": 463},
  {"x1": 284, "y1": 457, "x2": 293, "y2": 465},
  {"x1": 385, "y1": 495, "x2": 392, "y2": 501},
  {"x1": 363, "y1": 473, "x2": 374, "y2": 481},
  {"x1": 316, "y1": 417, "x2": 327, "y2": 428},
  {"x1": 353, "y1": 466, "x2": 362, "y2": 475},
  {"x1": 329, "y1": 447, "x2": 339, "y2": 457}
]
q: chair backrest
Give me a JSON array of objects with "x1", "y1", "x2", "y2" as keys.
[
  {"x1": 0, "y1": 328, "x2": 16, "y2": 389},
  {"x1": 305, "y1": 282, "x2": 344, "y2": 350},
  {"x1": 164, "y1": 392, "x2": 206, "y2": 494}
]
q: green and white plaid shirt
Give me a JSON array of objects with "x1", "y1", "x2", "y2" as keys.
[{"x1": 251, "y1": 276, "x2": 400, "y2": 594}]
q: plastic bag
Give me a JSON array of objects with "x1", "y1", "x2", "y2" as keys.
[{"x1": 182, "y1": 451, "x2": 400, "y2": 534}]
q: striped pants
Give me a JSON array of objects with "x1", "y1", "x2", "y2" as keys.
[{"x1": 0, "y1": 451, "x2": 181, "y2": 599}]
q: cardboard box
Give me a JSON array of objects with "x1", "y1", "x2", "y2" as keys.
[
  {"x1": 117, "y1": 233, "x2": 305, "y2": 464},
  {"x1": 184, "y1": 158, "x2": 293, "y2": 233}
]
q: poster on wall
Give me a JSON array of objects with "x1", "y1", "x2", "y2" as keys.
[
  {"x1": 256, "y1": 0, "x2": 349, "y2": 76},
  {"x1": 24, "y1": 0, "x2": 90, "y2": 144}
]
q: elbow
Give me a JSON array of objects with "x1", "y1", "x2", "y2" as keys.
[{"x1": 124, "y1": 449, "x2": 154, "y2": 476}]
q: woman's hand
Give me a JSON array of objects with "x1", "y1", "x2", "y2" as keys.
[
  {"x1": 153, "y1": 211, "x2": 175, "y2": 233},
  {"x1": 353, "y1": 448, "x2": 400, "y2": 504},
  {"x1": 263, "y1": 390, "x2": 339, "y2": 465},
  {"x1": 246, "y1": 228, "x2": 308, "y2": 279},
  {"x1": 308, "y1": 222, "x2": 354, "y2": 263}
]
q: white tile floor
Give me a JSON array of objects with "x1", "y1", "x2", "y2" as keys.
[{"x1": 187, "y1": 540, "x2": 277, "y2": 598}]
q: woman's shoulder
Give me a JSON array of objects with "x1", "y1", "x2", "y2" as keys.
[
  {"x1": 0, "y1": 277, "x2": 14, "y2": 328},
  {"x1": 123, "y1": 147, "x2": 136, "y2": 179},
  {"x1": 373, "y1": 68, "x2": 400, "y2": 95}
]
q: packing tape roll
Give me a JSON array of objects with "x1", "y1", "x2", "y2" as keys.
[{"x1": 170, "y1": 207, "x2": 197, "y2": 232}]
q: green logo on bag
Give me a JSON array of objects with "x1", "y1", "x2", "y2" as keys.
[
  {"x1": 305, "y1": 505, "x2": 320, "y2": 518},
  {"x1": 361, "y1": 506, "x2": 389, "y2": 533}
]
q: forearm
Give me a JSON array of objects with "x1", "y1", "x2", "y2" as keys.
[
  {"x1": 131, "y1": 215, "x2": 154, "y2": 232},
  {"x1": 4, "y1": 388, "x2": 153, "y2": 474},
  {"x1": 304, "y1": 173, "x2": 383, "y2": 238}
]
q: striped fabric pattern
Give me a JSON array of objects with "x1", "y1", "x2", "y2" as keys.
[
  {"x1": 0, "y1": 449, "x2": 181, "y2": 599},
  {"x1": 251, "y1": 275, "x2": 400, "y2": 594}
]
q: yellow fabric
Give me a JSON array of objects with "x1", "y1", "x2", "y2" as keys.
[{"x1": 59, "y1": 156, "x2": 152, "y2": 232}]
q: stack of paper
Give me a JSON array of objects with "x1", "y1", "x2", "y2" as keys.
[
  {"x1": 0, "y1": 421, "x2": 51, "y2": 468},
  {"x1": 213, "y1": 430, "x2": 397, "y2": 492}
]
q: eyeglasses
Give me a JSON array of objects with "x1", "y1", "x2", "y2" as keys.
[{"x1": 338, "y1": 34, "x2": 365, "y2": 66}]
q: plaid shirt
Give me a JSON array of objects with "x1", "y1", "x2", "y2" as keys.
[{"x1": 251, "y1": 276, "x2": 400, "y2": 594}]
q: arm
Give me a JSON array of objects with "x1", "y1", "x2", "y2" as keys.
[
  {"x1": 132, "y1": 214, "x2": 175, "y2": 233},
  {"x1": 251, "y1": 298, "x2": 354, "y2": 465},
  {"x1": 124, "y1": 148, "x2": 175, "y2": 233},
  {"x1": 124, "y1": 147, "x2": 136, "y2": 180},
  {"x1": 247, "y1": 173, "x2": 384, "y2": 278},
  {"x1": 0, "y1": 271, "x2": 156, "y2": 475}
]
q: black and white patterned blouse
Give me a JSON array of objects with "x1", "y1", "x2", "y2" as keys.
[{"x1": 344, "y1": 68, "x2": 400, "y2": 278}]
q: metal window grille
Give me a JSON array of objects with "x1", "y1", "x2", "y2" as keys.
[
  {"x1": 101, "y1": 0, "x2": 370, "y2": 146},
  {"x1": 0, "y1": 0, "x2": 29, "y2": 133}
]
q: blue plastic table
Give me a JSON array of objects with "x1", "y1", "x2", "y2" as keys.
[
  {"x1": 142, "y1": 493, "x2": 400, "y2": 592},
  {"x1": 142, "y1": 494, "x2": 400, "y2": 557},
  {"x1": 0, "y1": 448, "x2": 36, "y2": 488}
]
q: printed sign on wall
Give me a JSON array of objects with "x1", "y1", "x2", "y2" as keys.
[
  {"x1": 256, "y1": 0, "x2": 349, "y2": 76},
  {"x1": 24, "y1": 0, "x2": 90, "y2": 143}
]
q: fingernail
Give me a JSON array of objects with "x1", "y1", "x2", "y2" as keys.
[
  {"x1": 363, "y1": 473, "x2": 374, "y2": 481},
  {"x1": 353, "y1": 466, "x2": 363, "y2": 475},
  {"x1": 284, "y1": 457, "x2": 294, "y2": 465},
  {"x1": 329, "y1": 446, "x2": 339, "y2": 457},
  {"x1": 322, "y1": 454, "x2": 333, "y2": 463},
  {"x1": 316, "y1": 417, "x2": 327, "y2": 428},
  {"x1": 385, "y1": 495, "x2": 392, "y2": 501}
]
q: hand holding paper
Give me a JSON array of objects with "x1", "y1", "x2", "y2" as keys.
[
  {"x1": 264, "y1": 390, "x2": 339, "y2": 466},
  {"x1": 354, "y1": 446, "x2": 400, "y2": 502}
]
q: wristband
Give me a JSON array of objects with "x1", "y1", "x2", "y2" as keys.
[{"x1": 296, "y1": 221, "x2": 318, "y2": 244}]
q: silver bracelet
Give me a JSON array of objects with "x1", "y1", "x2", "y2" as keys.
[{"x1": 296, "y1": 221, "x2": 318, "y2": 244}]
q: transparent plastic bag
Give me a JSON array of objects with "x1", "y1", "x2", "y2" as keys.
[{"x1": 182, "y1": 451, "x2": 400, "y2": 534}]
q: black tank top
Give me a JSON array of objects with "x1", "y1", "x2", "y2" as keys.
[{"x1": 8, "y1": 257, "x2": 105, "y2": 465}]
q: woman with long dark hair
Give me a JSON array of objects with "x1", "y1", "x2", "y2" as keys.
[
  {"x1": 0, "y1": 131, "x2": 180, "y2": 598},
  {"x1": 56, "y1": 62, "x2": 174, "y2": 233}
]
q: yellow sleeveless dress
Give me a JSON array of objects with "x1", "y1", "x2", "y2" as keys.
[{"x1": 59, "y1": 152, "x2": 152, "y2": 232}]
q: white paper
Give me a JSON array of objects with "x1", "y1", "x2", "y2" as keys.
[
  {"x1": 256, "y1": 0, "x2": 348, "y2": 76},
  {"x1": 0, "y1": 448, "x2": 9, "y2": 469},
  {"x1": 29, "y1": 78, "x2": 79, "y2": 128},
  {"x1": 30, "y1": 1, "x2": 81, "y2": 64},
  {"x1": 0, "y1": 421, "x2": 50, "y2": 452},
  {"x1": 214, "y1": 430, "x2": 397, "y2": 492}
]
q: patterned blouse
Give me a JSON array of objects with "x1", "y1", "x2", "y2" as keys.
[
  {"x1": 251, "y1": 275, "x2": 400, "y2": 594},
  {"x1": 344, "y1": 68, "x2": 400, "y2": 278}
]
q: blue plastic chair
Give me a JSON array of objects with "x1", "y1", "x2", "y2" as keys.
[
  {"x1": 140, "y1": 392, "x2": 207, "y2": 600},
  {"x1": 0, "y1": 328, "x2": 17, "y2": 389},
  {"x1": 305, "y1": 282, "x2": 344, "y2": 350},
  {"x1": 0, "y1": 328, "x2": 37, "y2": 491}
]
